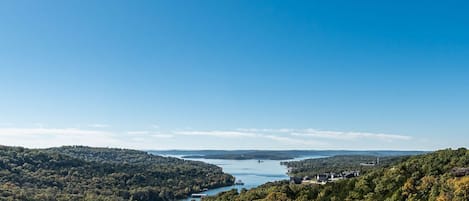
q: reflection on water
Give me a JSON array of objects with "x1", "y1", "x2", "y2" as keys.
[{"x1": 165, "y1": 155, "x2": 323, "y2": 201}]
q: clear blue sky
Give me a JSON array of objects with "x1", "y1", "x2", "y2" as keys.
[{"x1": 0, "y1": 0, "x2": 468, "y2": 150}]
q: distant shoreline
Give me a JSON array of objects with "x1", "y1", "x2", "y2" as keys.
[
  {"x1": 182, "y1": 154, "x2": 294, "y2": 160},
  {"x1": 150, "y1": 150, "x2": 426, "y2": 160}
]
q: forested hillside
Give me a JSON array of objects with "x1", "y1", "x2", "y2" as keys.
[
  {"x1": 0, "y1": 146, "x2": 234, "y2": 201},
  {"x1": 206, "y1": 148, "x2": 469, "y2": 201},
  {"x1": 283, "y1": 155, "x2": 407, "y2": 177}
]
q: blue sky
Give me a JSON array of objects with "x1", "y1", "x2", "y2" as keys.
[{"x1": 0, "y1": 0, "x2": 468, "y2": 150}]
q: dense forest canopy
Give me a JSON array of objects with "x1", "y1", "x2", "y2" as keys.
[
  {"x1": 206, "y1": 148, "x2": 469, "y2": 201},
  {"x1": 0, "y1": 145, "x2": 234, "y2": 201}
]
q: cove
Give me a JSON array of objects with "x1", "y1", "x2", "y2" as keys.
[{"x1": 175, "y1": 156, "x2": 324, "y2": 201}]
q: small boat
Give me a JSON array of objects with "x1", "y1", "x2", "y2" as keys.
[
  {"x1": 191, "y1": 193, "x2": 207, "y2": 198},
  {"x1": 235, "y1": 179, "x2": 244, "y2": 185}
]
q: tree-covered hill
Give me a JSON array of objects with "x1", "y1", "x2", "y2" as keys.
[
  {"x1": 283, "y1": 155, "x2": 408, "y2": 177},
  {"x1": 0, "y1": 145, "x2": 234, "y2": 201},
  {"x1": 205, "y1": 148, "x2": 469, "y2": 201}
]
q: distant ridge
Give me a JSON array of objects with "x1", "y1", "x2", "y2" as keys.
[{"x1": 151, "y1": 150, "x2": 425, "y2": 160}]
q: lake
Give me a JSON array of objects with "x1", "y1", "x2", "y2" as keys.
[{"x1": 160, "y1": 155, "x2": 324, "y2": 201}]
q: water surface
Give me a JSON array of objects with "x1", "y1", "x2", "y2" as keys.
[{"x1": 167, "y1": 155, "x2": 324, "y2": 201}]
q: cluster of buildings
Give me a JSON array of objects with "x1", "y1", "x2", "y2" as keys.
[
  {"x1": 291, "y1": 170, "x2": 361, "y2": 185},
  {"x1": 289, "y1": 157, "x2": 380, "y2": 185}
]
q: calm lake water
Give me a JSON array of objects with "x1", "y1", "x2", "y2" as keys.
[{"x1": 160, "y1": 155, "x2": 324, "y2": 201}]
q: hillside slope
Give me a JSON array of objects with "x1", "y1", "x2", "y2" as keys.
[
  {"x1": 206, "y1": 148, "x2": 469, "y2": 201},
  {"x1": 0, "y1": 145, "x2": 234, "y2": 201}
]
